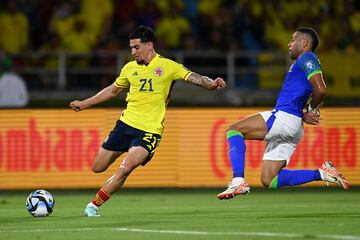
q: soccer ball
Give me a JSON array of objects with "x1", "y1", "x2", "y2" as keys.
[{"x1": 26, "y1": 189, "x2": 55, "y2": 217}]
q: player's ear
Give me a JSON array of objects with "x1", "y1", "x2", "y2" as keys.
[
  {"x1": 147, "y1": 41, "x2": 154, "y2": 50},
  {"x1": 302, "y1": 38, "x2": 310, "y2": 50}
]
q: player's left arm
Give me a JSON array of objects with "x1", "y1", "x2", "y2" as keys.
[
  {"x1": 300, "y1": 54, "x2": 326, "y2": 115},
  {"x1": 69, "y1": 84, "x2": 124, "y2": 112},
  {"x1": 303, "y1": 73, "x2": 326, "y2": 125},
  {"x1": 186, "y1": 72, "x2": 226, "y2": 90},
  {"x1": 308, "y1": 72, "x2": 326, "y2": 112}
]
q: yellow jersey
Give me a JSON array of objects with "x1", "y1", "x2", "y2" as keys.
[{"x1": 114, "y1": 54, "x2": 192, "y2": 135}]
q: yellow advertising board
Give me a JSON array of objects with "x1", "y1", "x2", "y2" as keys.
[
  {"x1": 320, "y1": 53, "x2": 360, "y2": 97},
  {"x1": 0, "y1": 108, "x2": 359, "y2": 189}
]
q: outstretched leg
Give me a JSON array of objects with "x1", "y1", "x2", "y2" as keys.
[
  {"x1": 263, "y1": 161, "x2": 349, "y2": 190},
  {"x1": 84, "y1": 146, "x2": 149, "y2": 217}
]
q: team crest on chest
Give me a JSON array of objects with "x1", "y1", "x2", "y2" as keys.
[{"x1": 154, "y1": 67, "x2": 164, "y2": 77}]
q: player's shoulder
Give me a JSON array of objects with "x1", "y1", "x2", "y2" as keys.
[
  {"x1": 153, "y1": 54, "x2": 187, "y2": 73},
  {"x1": 297, "y1": 51, "x2": 321, "y2": 72},
  {"x1": 123, "y1": 60, "x2": 138, "y2": 68},
  {"x1": 158, "y1": 55, "x2": 192, "y2": 72},
  {"x1": 155, "y1": 54, "x2": 178, "y2": 65},
  {"x1": 297, "y1": 51, "x2": 320, "y2": 66},
  {"x1": 298, "y1": 51, "x2": 319, "y2": 62},
  {"x1": 120, "y1": 60, "x2": 139, "y2": 73}
]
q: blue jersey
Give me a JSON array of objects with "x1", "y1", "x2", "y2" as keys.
[{"x1": 275, "y1": 52, "x2": 322, "y2": 118}]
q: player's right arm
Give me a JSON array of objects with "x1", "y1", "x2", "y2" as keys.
[
  {"x1": 186, "y1": 73, "x2": 226, "y2": 90},
  {"x1": 69, "y1": 84, "x2": 123, "y2": 112},
  {"x1": 169, "y1": 59, "x2": 226, "y2": 90},
  {"x1": 303, "y1": 111, "x2": 320, "y2": 125}
]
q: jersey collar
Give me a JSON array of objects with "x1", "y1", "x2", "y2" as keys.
[{"x1": 146, "y1": 53, "x2": 159, "y2": 67}]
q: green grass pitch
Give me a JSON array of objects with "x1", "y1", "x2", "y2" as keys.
[{"x1": 0, "y1": 188, "x2": 359, "y2": 240}]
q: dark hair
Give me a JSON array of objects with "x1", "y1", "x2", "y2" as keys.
[
  {"x1": 129, "y1": 25, "x2": 156, "y2": 44},
  {"x1": 296, "y1": 27, "x2": 319, "y2": 51}
]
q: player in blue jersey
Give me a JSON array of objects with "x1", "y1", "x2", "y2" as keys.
[{"x1": 217, "y1": 27, "x2": 349, "y2": 200}]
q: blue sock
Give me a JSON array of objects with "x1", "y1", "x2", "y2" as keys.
[
  {"x1": 226, "y1": 130, "x2": 246, "y2": 178},
  {"x1": 269, "y1": 169, "x2": 322, "y2": 189}
]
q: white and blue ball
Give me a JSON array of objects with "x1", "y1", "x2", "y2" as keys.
[{"x1": 26, "y1": 189, "x2": 55, "y2": 217}]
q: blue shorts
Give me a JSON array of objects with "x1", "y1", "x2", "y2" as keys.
[{"x1": 102, "y1": 120, "x2": 161, "y2": 165}]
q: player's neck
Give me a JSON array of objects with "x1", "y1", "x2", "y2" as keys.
[
  {"x1": 297, "y1": 49, "x2": 312, "y2": 60},
  {"x1": 143, "y1": 51, "x2": 157, "y2": 65}
]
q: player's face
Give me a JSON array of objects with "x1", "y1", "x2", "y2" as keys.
[
  {"x1": 288, "y1": 31, "x2": 304, "y2": 60},
  {"x1": 130, "y1": 39, "x2": 152, "y2": 64}
]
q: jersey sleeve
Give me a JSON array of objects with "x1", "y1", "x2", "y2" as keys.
[
  {"x1": 114, "y1": 65, "x2": 130, "y2": 88},
  {"x1": 298, "y1": 52, "x2": 322, "y2": 80},
  {"x1": 171, "y1": 61, "x2": 192, "y2": 81}
]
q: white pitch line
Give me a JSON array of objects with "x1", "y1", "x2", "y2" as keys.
[{"x1": 0, "y1": 227, "x2": 359, "y2": 240}]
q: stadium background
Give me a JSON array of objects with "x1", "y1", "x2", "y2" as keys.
[{"x1": 0, "y1": 0, "x2": 359, "y2": 189}]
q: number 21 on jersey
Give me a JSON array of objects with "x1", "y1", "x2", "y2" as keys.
[{"x1": 139, "y1": 78, "x2": 154, "y2": 92}]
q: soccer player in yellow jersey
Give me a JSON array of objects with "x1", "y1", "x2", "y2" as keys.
[{"x1": 69, "y1": 26, "x2": 226, "y2": 217}]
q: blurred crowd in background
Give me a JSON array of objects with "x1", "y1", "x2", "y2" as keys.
[
  {"x1": 0, "y1": 0, "x2": 359, "y2": 55},
  {"x1": 0, "y1": 0, "x2": 359, "y2": 104}
]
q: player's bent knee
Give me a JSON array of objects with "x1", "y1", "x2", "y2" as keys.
[
  {"x1": 260, "y1": 176, "x2": 272, "y2": 188},
  {"x1": 91, "y1": 164, "x2": 106, "y2": 173},
  {"x1": 91, "y1": 167, "x2": 102, "y2": 173},
  {"x1": 226, "y1": 124, "x2": 240, "y2": 132},
  {"x1": 261, "y1": 180, "x2": 270, "y2": 188}
]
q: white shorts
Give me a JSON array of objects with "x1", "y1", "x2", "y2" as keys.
[{"x1": 259, "y1": 110, "x2": 304, "y2": 165}]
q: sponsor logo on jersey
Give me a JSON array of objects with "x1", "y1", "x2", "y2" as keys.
[
  {"x1": 154, "y1": 67, "x2": 164, "y2": 77},
  {"x1": 132, "y1": 71, "x2": 138, "y2": 76}
]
